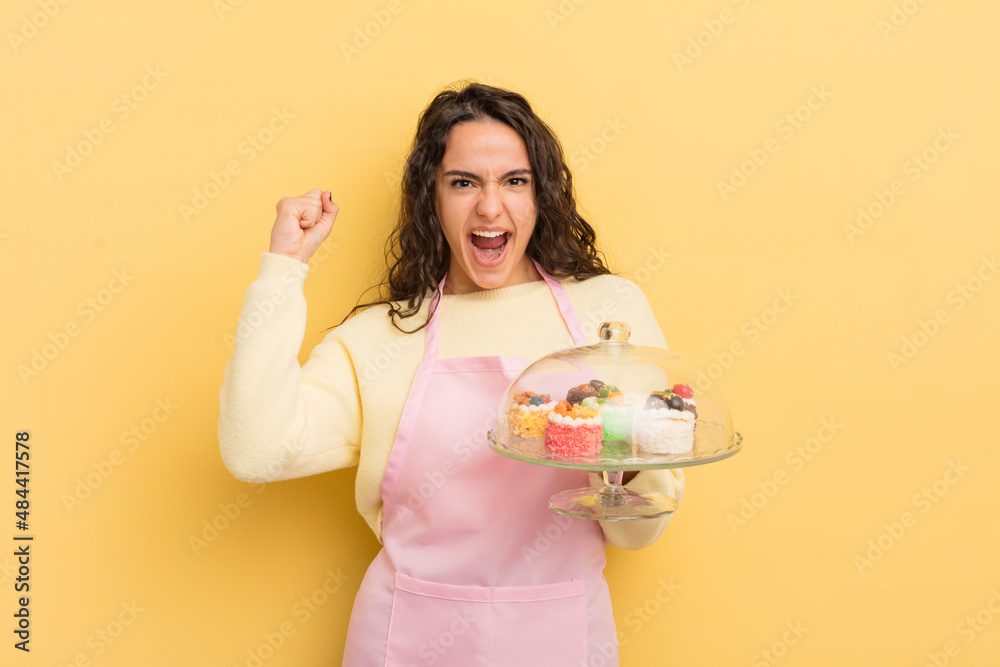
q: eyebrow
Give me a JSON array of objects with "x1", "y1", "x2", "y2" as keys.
[{"x1": 441, "y1": 168, "x2": 532, "y2": 181}]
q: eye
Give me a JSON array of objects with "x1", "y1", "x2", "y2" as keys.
[
  {"x1": 450, "y1": 178, "x2": 473, "y2": 188},
  {"x1": 508, "y1": 177, "x2": 529, "y2": 186}
]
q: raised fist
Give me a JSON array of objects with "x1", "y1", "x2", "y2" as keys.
[{"x1": 268, "y1": 188, "x2": 339, "y2": 264}]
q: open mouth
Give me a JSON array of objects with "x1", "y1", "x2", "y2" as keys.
[{"x1": 469, "y1": 230, "x2": 510, "y2": 266}]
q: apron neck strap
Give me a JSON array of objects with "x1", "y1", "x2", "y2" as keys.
[
  {"x1": 531, "y1": 260, "x2": 588, "y2": 346},
  {"x1": 421, "y1": 275, "x2": 447, "y2": 363}
]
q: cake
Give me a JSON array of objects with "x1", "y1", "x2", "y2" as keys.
[
  {"x1": 632, "y1": 384, "x2": 698, "y2": 454},
  {"x1": 544, "y1": 400, "x2": 602, "y2": 457},
  {"x1": 506, "y1": 391, "x2": 557, "y2": 439},
  {"x1": 581, "y1": 388, "x2": 636, "y2": 442},
  {"x1": 565, "y1": 380, "x2": 603, "y2": 405}
]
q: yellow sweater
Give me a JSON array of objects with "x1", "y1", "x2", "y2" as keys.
[{"x1": 219, "y1": 252, "x2": 684, "y2": 550}]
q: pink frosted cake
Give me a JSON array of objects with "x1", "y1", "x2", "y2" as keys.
[
  {"x1": 632, "y1": 384, "x2": 697, "y2": 454},
  {"x1": 544, "y1": 401, "x2": 602, "y2": 457}
]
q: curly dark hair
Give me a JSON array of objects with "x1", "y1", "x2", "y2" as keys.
[{"x1": 348, "y1": 81, "x2": 610, "y2": 333}]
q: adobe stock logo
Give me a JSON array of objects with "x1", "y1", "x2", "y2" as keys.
[
  {"x1": 843, "y1": 126, "x2": 958, "y2": 244},
  {"x1": 54, "y1": 601, "x2": 145, "y2": 667},
  {"x1": 521, "y1": 512, "x2": 574, "y2": 566},
  {"x1": 726, "y1": 417, "x2": 841, "y2": 534},
  {"x1": 887, "y1": 254, "x2": 997, "y2": 372},
  {"x1": 179, "y1": 107, "x2": 294, "y2": 223},
  {"x1": 853, "y1": 459, "x2": 971, "y2": 575},
  {"x1": 188, "y1": 486, "x2": 266, "y2": 556},
  {"x1": 231, "y1": 569, "x2": 350, "y2": 667},
  {"x1": 8, "y1": 0, "x2": 72, "y2": 53},
  {"x1": 17, "y1": 268, "x2": 135, "y2": 385},
  {"x1": 750, "y1": 620, "x2": 808, "y2": 667},
  {"x1": 52, "y1": 66, "x2": 168, "y2": 182},
  {"x1": 672, "y1": 0, "x2": 755, "y2": 72},
  {"x1": 694, "y1": 287, "x2": 800, "y2": 391},
  {"x1": 545, "y1": 0, "x2": 591, "y2": 30},
  {"x1": 62, "y1": 397, "x2": 178, "y2": 513},
  {"x1": 339, "y1": 0, "x2": 407, "y2": 63},
  {"x1": 716, "y1": 86, "x2": 833, "y2": 201},
  {"x1": 921, "y1": 589, "x2": 1000, "y2": 667},
  {"x1": 568, "y1": 117, "x2": 627, "y2": 175},
  {"x1": 213, "y1": 0, "x2": 246, "y2": 20},
  {"x1": 878, "y1": 0, "x2": 933, "y2": 40}
]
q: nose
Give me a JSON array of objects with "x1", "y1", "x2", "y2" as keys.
[{"x1": 476, "y1": 183, "x2": 502, "y2": 219}]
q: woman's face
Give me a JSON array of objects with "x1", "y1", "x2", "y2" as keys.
[{"x1": 434, "y1": 120, "x2": 539, "y2": 294}]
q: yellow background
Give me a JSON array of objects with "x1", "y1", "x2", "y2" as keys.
[{"x1": 3, "y1": 0, "x2": 999, "y2": 664}]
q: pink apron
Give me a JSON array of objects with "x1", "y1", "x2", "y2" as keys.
[{"x1": 343, "y1": 264, "x2": 619, "y2": 666}]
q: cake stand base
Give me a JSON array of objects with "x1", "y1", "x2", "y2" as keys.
[{"x1": 547, "y1": 471, "x2": 678, "y2": 521}]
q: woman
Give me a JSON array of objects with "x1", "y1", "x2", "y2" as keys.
[{"x1": 219, "y1": 82, "x2": 684, "y2": 665}]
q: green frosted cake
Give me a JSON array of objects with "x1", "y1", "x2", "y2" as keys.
[{"x1": 582, "y1": 389, "x2": 637, "y2": 444}]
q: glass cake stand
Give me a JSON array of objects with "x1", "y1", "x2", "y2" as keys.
[{"x1": 488, "y1": 322, "x2": 743, "y2": 521}]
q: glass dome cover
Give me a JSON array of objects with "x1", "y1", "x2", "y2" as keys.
[
  {"x1": 489, "y1": 321, "x2": 741, "y2": 471},
  {"x1": 489, "y1": 321, "x2": 742, "y2": 520}
]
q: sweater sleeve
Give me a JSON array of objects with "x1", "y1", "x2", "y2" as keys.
[
  {"x1": 218, "y1": 252, "x2": 361, "y2": 482},
  {"x1": 589, "y1": 469, "x2": 685, "y2": 550}
]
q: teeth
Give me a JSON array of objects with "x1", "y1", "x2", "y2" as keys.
[{"x1": 471, "y1": 230, "x2": 506, "y2": 238}]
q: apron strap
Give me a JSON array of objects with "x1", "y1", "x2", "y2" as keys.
[
  {"x1": 379, "y1": 279, "x2": 444, "y2": 517},
  {"x1": 422, "y1": 277, "x2": 445, "y2": 361},
  {"x1": 532, "y1": 260, "x2": 588, "y2": 346}
]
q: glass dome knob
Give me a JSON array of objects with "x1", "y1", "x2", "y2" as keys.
[{"x1": 599, "y1": 321, "x2": 631, "y2": 342}]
